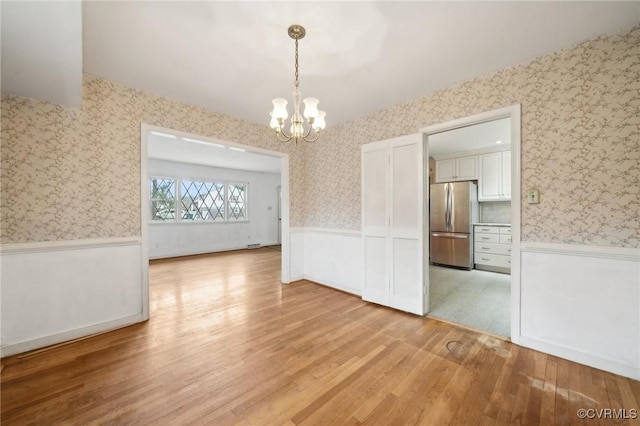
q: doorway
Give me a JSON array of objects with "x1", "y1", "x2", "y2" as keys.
[
  {"x1": 421, "y1": 105, "x2": 521, "y2": 340},
  {"x1": 139, "y1": 125, "x2": 292, "y2": 321}
]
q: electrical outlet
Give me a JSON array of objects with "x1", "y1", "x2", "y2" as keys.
[{"x1": 527, "y1": 189, "x2": 540, "y2": 204}]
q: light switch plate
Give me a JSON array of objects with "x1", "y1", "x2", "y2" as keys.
[{"x1": 527, "y1": 189, "x2": 540, "y2": 204}]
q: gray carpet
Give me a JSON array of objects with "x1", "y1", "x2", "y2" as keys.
[{"x1": 428, "y1": 265, "x2": 511, "y2": 337}]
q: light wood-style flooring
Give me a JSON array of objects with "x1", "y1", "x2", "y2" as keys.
[{"x1": 2, "y1": 248, "x2": 639, "y2": 425}]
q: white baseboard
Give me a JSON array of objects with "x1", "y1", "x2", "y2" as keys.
[
  {"x1": 149, "y1": 241, "x2": 281, "y2": 260},
  {"x1": 149, "y1": 245, "x2": 254, "y2": 260},
  {"x1": 287, "y1": 272, "x2": 361, "y2": 296},
  {"x1": 519, "y1": 335, "x2": 639, "y2": 380},
  {"x1": 301, "y1": 274, "x2": 361, "y2": 296},
  {"x1": 1, "y1": 313, "x2": 145, "y2": 358}
]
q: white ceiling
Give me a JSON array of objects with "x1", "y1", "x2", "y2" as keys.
[
  {"x1": 1, "y1": 1, "x2": 83, "y2": 108},
  {"x1": 2, "y1": 1, "x2": 640, "y2": 128},
  {"x1": 428, "y1": 118, "x2": 511, "y2": 157},
  {"x1": 147, "y1": 132, "x2": 282, "y2": 174}
]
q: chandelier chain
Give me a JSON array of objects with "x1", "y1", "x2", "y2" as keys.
[{"x1": 294, "y1": 37, "x2": 299, "y2": 87}]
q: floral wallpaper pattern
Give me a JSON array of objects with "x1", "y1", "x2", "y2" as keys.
[
  {"x1": 305, "y1": 26, "x2": 640, "y2": 248},
  {"x1": 2, "y1": 27, "x2": 639, "y2": 248},
  {"x1": 1, "y1": 76, "x2": 304, "y2": 243}
]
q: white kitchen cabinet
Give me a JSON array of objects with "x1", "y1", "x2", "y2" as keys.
[
  {"x1": 474, "y1": 225, "x2": 511, "y2": 273},
  {"x1": 478, "y1": 151, "x2": 511, "y2": 201},
  {"x1": 435, "y1": 155, "x2": 477, "y2": 182},
  {"x1": 361, "y1": 133, "x2": 426, "y2": 316}
]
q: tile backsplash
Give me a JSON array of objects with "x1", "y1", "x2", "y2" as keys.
[{"x1": 480, "y1": 202, "x2": 511, "y2": 224}]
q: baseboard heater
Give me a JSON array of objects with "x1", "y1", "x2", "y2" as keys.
[{"x1": 247, "y1": 243, "x2": 261, "y2": 249}]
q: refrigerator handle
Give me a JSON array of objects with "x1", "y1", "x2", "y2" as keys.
[
  {"x1": 432, "y1": 233, "x2": 468, "y2": 239},
  {"x1": 445, "y1": 183, "x2": 452, "y2": 230},
  {"x1": 449, "y1": 183, "x2": 456, "y2": 231},
  {"x1": 444, "y1": 184, "x2": 449, "y2": 230}
]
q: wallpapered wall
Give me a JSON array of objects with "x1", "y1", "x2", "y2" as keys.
[
  {"x1": 2, "y1": 27, "x2": 639, "y2": 248},
  {"x1": 305, "y1": 26, "x2": 640, "y2": 248},
  {"x1": 0, "y1": 76, "x2": 302, "y2": 244}
]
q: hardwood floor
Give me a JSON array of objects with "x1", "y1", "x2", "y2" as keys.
[{"x1": 2, "y1": 248, "x2": 639, "y2": 425}]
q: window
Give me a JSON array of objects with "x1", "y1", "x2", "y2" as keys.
[
  {"x1": 150, "y1": 178, "x2": 177, "y2": 221},
  {"x1": 149, "y1": 177, "x2": 248, "y2": 223},
  {"x1": 180, "y1": 180, "x2": 225, "y2": 221},
  {"x1": 227, "y1": 183, "x2": 247, "y2": 221}
]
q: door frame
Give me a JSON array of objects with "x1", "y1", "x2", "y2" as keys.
[
  {"x1": 140, "y1": 124, "x2": 291, "y2": 321},
  {"x1": 420, "y1": 104, "x2": 522, "y2": 343}
]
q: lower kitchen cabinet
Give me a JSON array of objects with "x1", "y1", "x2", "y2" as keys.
[{"x1": 474, "y1": 225, "x2": 511, "y2": 274}]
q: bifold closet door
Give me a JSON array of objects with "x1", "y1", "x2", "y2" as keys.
[{"x1": 361, "y1": 134, "x2": 426, "y2": 316}]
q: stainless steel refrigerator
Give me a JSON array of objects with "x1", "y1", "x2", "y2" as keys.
[{"x1": 429, "y1": 181, "x2": 479, "y2": 269}]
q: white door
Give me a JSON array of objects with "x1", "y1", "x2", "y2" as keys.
[
  {"x1": 362, "y1": 134, "x2": 426, "y2": 315},
  {"x1": 362, "y1": 140, "x2": 389, "y2": 307}
]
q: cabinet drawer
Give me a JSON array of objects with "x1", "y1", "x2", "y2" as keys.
[
  {"x1": 475, "y1": 242, "x2": 511, "y2": 256},
  {"x1": 475, "y1": 226, "x2": 499, "y2": 234},
  {"x1": 475, "y1": 253, "x2": 511, "y2": 268},
  {"x1": 475, "y1": 233, "x2": 499, "y2": 243},
  {"x1": 499, "y1": 234, "x2": 512, "y2": 244},
  {"x1": 499, "y1": 227, "x2": 511, "y2": 235}
]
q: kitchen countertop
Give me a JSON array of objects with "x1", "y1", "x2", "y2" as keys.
[{"x1": 473, "y1": 223, "x2": 511, "y2": 227}]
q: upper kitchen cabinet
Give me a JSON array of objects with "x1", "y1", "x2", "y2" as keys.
[
  {"x1": 435, "y1": 155, "x2": 477, "y2": 182},
  {"x1": 478, "y1": 151, "x2": 511, "y2": 201}
]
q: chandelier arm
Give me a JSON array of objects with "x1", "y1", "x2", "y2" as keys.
[
  {"x1": 303, "y1": 130, "x2": 321, "y2": 143},
  {"x1": 302, "y1": 124, "x2": 313, "y2": 139},
  {"x1": 275, "y1": 128, "x2": 293, "y2": 143}
]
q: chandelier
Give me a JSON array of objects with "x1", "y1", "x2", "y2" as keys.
[{"x1": 270, "y1": 25, "x2": 326, "y2": 143}]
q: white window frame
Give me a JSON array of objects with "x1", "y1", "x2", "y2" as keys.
[
  {"x1": 149, "y1": 176, "x2": 178, "y2": 222},
  {"x1": 148, "y1": 176, "x2": 249, "y2": 224},
  {"x1": 227, "y1": 182, "x2": 248, "y2": 222},
  {"x1": 179, "y1": 179, "x2": 226, "y2": 222}
]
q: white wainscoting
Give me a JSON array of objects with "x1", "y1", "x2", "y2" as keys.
[
  {"x1": 289, "y1": 228, "x2": 305, "y2": 282},
  {"x1": 149, "y1": 222, "x2": 280, "y2": 260},
  {"x1": 1, "y1": 237, "x2": 144, "y2": 357},
  {"x1": 519, "y1": 242, "x2": 640, "y2": 380},
  {"x1": 288, "y1": 228, "x2": 362, "y2": 295}
]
